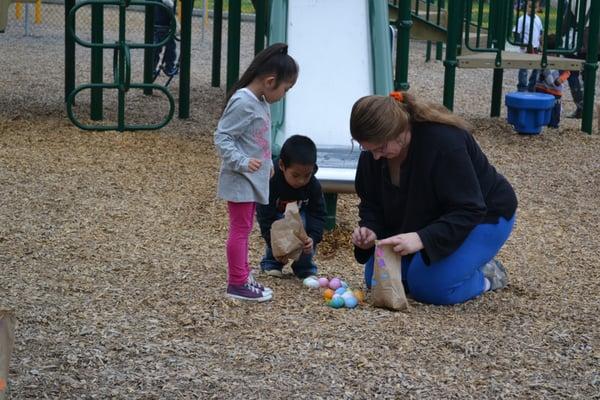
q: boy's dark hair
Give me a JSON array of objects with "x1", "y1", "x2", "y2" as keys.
[
  {"x1": 225, "y1": 43, "x2": 299, "y2": 104},
  {"x1": 280, "y1": 135, "x2": 317, "y2": 168}
]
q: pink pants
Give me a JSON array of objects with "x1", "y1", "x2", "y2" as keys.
[{"x1": 226, "y1": 201, "x2": 256, "y2": 285}]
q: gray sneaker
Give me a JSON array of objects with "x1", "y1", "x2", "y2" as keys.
[
  {"x1": 480, "y1": 259, "x2": 508, "y2": 291},
  {"x1": 247, "y1": 273, "x2": 272, "y2": 296}
]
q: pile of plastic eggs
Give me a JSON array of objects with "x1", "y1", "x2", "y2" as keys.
[{"x1": 302, "y1": 276, "x2": 364, "y2": 309}]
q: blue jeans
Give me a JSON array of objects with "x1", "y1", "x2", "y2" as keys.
[
  {"x1": 517, "y1": 69, "x2": 538, "y2": 92},
  {"x1": 260, "y1": 211, "x2": 318, "y2": 279},
  {"x1": 364, "y1": 215, "x2": 516, "y2": 305},
  {"x1": 548, "y1": 98, "x2": 562, "y2": 128}
]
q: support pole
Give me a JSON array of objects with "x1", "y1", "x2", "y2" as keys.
[
  {"x1": 581, "y1": 0, "x2": 599, "y2": 134},
  {"x1": 323, "y1": 193, "x2": 338, "y2": 231},
  {"x1": 443, "y1": 0, "x2": 462, "y2": 110},
  {"x1": 143, "y1": 1, "x2": 155, "y2": 95},
  {"x1": 394, "y1": 0, "x2": 411, "y2": 90},
  {"x1": 64, "y1": 0, "x2": 76, "y2": 102},
  {"x1": 226, "y1": 0, "x2": 241, "y2": 92},
  {"x1": 179, "y1": 0, "x2": 193, "y2": 118},
  {"x1": 211, "y1": 0, "x2": 223, "y2": 87},
  {"x1": 90, "y1": 4, "x2": 103, "y2": 120}
]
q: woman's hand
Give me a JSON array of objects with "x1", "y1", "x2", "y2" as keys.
[
  {"x1": 303, "y1": 237, "x2": 314, "y2": 254},
  {"x1": 351, "y1": 227, "x2": 377, "y2": 250},
  {"x1": 247, "y1": 158, "x2": 262, "y2": 172},
  {"x1": 378, "y1": 232, "x2": 423, "y2": 256}
]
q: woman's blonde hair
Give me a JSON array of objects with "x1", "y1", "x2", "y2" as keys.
[{"x1": 349, "y1": 93, "x2": 471, "y2": 143}]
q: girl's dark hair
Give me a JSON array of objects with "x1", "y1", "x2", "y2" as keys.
[
  {"x1": 280, "y1": 135, "x2": 317, "y2": 168},
  {"x1": 225, "y1": 42, "x2": 299, "y2": 104}
]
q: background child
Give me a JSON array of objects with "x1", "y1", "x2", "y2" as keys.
[
  {"x1": 257, "y1": 135, "x2": 326, "y2": 279},
  {"x1": 534, "y1": 34, "x2": 570, "y2": 128},
  {"x1": 153, "y1": 0, "x2": 178, "y2": 79},
  {"x1": 513, "y1": 1, "x2": 543, "y2": 92},
  {"x1": 214, "y1": 43, "x2": 298, "y2": 302}
]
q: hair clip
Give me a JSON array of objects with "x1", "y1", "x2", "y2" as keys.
[{"x1": 389, "y1": 91, "x2": 404, "y2": 102}]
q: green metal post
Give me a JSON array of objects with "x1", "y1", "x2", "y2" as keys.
[
  {"x1": 394, "y1": 0, "x2": 411, "y2": 90},
  {"x1": 118, "y1": 2, "x2": 126, "y2": 130},
  {"x1": 436, "y1": 0, "x2": 445, "y2": 60},
  {"x1": 426, "y1": 41, "x2": 432, "y2": 62},
  {"x1": 211, "y1": 0, "x2": 223, "y2": 87},
  {"x1": 226, "y1": 0, "x2": 242, "y2": 92},
  {"x1": 581, "y1": 0, "x2": 599, "y2": 134},
  {"x1": 90, "y1": 4, "x2": 103, "y2": 120},
  {"x1": 64, "y1": 0, "x2": 75, "y2": 102},
  {"x1": 254, "y1": 0, "x2": 266, "y2": 54},
  {"x1": 443, "y1": 0, "x2": 462, "y2": 110},
  {"x1": 323, "y1": 193, "x2": 337, "y2": 231},
  {"x1": 436, "y1": 42, "x2": 443, "y2": 60},
  {"x1": 179, "y1": 0, "x2": 193, "y2": 118},
  {"x1": 143, "y1": 2, "x2": 155, "y2": 95},
  {"x1": 490, "y1": 0, "x2": 508, "y2": 117}
]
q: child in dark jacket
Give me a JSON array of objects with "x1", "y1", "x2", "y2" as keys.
[{"x1": 256, "y1": 135, "x2": 326, "y2": 279}]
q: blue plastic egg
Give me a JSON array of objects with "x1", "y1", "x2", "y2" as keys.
[
  {"x1": 344, "y1": 296, "x2": 358, "y2": 308},
  {"x1": 335, "y1": 287, "x2": 346, "y2": 295}
]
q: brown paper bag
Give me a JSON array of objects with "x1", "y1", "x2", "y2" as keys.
[
  {"x1": 270, "y1": 202, "x2": 308, "y2": 261},
  {"x1": 371, "y1": 242, "x2": 409, "y2": 311},
  {"x1": 0, "y1": 310, "x2": 15, "y2": 400}
]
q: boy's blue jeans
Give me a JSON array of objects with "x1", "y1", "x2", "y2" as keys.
[
  {"x1": 518, "y1": 69, "x2": 538, "y2": 92},
  {"x1": 260, "y1": 210, "x2": 318, "y2": 279},
  {"x1": 364, "y1": 215, "x2": 516, "y2": 305}
]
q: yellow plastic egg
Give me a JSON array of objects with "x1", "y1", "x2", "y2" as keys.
[{"x1": 353, "y1": 289, "x2": 365, "y2": 303}]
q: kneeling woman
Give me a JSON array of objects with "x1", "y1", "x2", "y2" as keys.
[{"x1": 350, "y1": 92, "x2": 517, "y2": 305}]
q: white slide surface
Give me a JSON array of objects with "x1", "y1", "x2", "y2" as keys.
[{"x1": 282, "y1": 0, "x2": 375, "y2": 192}]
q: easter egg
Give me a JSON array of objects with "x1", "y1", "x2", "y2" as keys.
[
  {"x1": 328, "y1": 296, "x2": 344, "y2": 309},
  {"x1": 323, "y1": 288, "x2": 334, "y2": 300},
  {"x1": 318, "y1": 277, "x2": 329, "y2": 288},
  {"x1": 341, "y1": 280, "x2": 349, "y2": 288},
  {"x1": 341, "y1": 292, "x2": 355, "y2": 302},
  {"x1": 329, "y1": 277, "x2": 342, "y2": 290},
  {"x1": 344, "y1": 296, "x2": 358, "y2": 308},
  {"x1": 353, "y1": 290, "x2": 365, "y2": 303},
  {"x1": 303, "y1": 277, "x2": 320, "y2": 289},
  {"x1": 335, "y1": 287, "x2": 346, "y2": 295}
]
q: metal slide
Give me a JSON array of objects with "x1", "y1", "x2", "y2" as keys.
[{"x1": 269, "y1": 0, "x2": 393, "y2": 193}]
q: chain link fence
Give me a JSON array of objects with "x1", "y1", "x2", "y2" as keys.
[{"x1": 3, "y1": 0, "x2": 217, "y2": 42}]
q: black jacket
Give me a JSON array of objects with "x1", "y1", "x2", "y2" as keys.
[
  {"x1": 256, "y1": 161, "x2": 326, "y2": 247},
  {"x1": 354, "y1": 121, "x2": 517, "y2": 265}
]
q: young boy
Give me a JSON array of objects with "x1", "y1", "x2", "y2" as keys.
[
  {"x1": 534, "y1": 34, "x2": 570, "y2": 128},
  {"x1": 257, "y1": 135, "x2": 326, "y2": 279}
]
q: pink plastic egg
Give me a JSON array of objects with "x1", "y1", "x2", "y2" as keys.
[
  {"x1": 329, "y1": 277, "x2": 342, "y2": 290},
  {"x1": 318, "y1": 277, "x2": 329, "y2": 288}
]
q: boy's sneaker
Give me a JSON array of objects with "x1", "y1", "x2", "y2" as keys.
[
  {"x1": 480, "y1": 259, "x2": 508, "y2": 291},
  {"x1": 262, "y1": 267, "x2": 283, "y2": 278},
  {"x1": 226, "y1": 283, "x2": 272, "y2": 302},
  {"x1": 248, "y1": 273, "x2": 272, "y2": 295}
]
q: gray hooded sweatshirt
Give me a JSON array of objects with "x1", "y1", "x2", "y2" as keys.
[{"x1": 214, "y1": 88, "x2": 272, "y2": 205}]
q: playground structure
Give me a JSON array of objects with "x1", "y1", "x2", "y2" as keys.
[
  {"x1": 389, "y1": 0, "x2": 598, "y2": 134},
  {"x1": 1, "y1": 0, "x2": 597, "y2": 226},
  {"x1": 4, "y1": 0, "x2": 594, "y2": 134}
]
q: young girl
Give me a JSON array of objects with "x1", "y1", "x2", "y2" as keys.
[{"x1": 214, "y1": 43, "x2": 298, "y2": 302}]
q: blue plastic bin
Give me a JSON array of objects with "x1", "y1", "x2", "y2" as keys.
[{"x1": 505, "y1": 92, "x2": 555, "y2": 135}]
